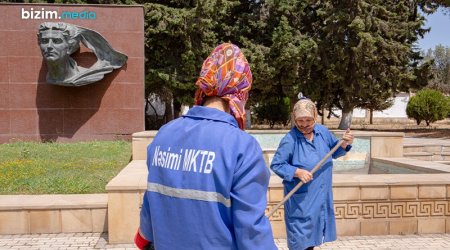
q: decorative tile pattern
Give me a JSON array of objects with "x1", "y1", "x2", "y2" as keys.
[
  {"x1": 265, "y1": 204, "x2": 285, "y2": 221},
  {"x1": 334, "y1": 201, "x2": 449, "y2": 219},
  {"x1": 266, "y1": 183, "x2": 449, "y2": 237}
]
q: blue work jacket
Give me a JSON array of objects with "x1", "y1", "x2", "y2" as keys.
[
  {"x1": 140, "y1": 106, "x2": 277, "y2": 250},
  {"x1": 270, "y1": 125, "x2": 351, "y2": 250}
]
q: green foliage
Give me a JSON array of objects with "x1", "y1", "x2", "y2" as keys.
[
  {"x1": 254, "y1": 97, "x2": 291, "y2": 128},
  {"x1": 423, "y1": 45, "x2": 450, "y2": 93},
  {"x1": 297, "y1": 0, "x2": 432, "y2": 129},
  {"x1": 240, "y1": 0, "x2": 441, "y2": 129},
  {"x1": 0, "y1": 141, "x2": 131, "y2": 194},
  {"x1": 143, "y1": 0, "x2": 226, "y2": 115},
  {"x1": 406, "y1": 88, "x2": 449, "y2": 125},
  {"x1": 1, "y1": 0, "x2": 145, "y2": 3}
]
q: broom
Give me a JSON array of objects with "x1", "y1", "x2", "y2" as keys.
[{"x1": 266, "y1": 140, "x2": 345, "y2": 218}]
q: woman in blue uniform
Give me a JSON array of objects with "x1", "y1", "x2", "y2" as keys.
[
  {"x1": 134, "y1": 43, "x2": 277, "y2": 250},
  {"x1": 270, "y1": 97, "x2": 353, "y2": 250}
]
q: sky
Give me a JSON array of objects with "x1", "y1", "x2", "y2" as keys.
[{"x1": 417, "y1": 8, "x2": 450, "y2": 52}]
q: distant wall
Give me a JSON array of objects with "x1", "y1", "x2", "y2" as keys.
[
  {"x1": 0, "y1": 3, "x2": 145, "y2": 143},
  {"x1": 331, "y1": 92, "x2": 411, "y2": 119}
]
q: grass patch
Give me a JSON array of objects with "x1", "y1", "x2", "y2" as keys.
[{"x1": 0, "y1": 140, "x2": 132, "y2": 194}]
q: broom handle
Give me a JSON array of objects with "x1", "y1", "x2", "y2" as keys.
[{"x1": 266, "y1": 140, "x2": 345, "y2": 218}]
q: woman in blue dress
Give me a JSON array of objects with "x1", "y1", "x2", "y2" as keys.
[{"x1": 270, "y1": 97, "x2": 353, "y2": 250}]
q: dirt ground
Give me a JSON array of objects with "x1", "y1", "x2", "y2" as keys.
[
  {"x1": 345, "y1": 119, "x2": 450, "y2": 139},
  {"x1": 355, "y1": 126, "x2": 450, "y2": 139},
  {"x1": 252, "y1": 119, "x2": 450, "y2": 139}
]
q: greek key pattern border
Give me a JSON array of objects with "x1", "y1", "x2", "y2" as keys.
[
  {"x1": 266, "y1": 201, "x2": 449, "y2": 221},
  {"x1": 334, "y1": 201, "x2": 450, "y2": 219},
  {"x1": 265, "y1": 205, "x2": 285, "y2": 221}
]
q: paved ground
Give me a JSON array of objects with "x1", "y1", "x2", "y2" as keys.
[{"x1": 0, "y1": 233, "x2": 449, "y2": 249}]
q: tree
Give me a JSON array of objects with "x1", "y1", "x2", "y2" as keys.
[
  {"x1": 423, "y1": 45, "x2": 450, "y2": 93},
  {"x1": 295, "y1": 0, "x2": 434, "y2": 129},
  {"x1": 257, "y1": 1, "x2": 318, "y2": 107},
  {"x1": 144, "y1": 1, "x2": 221, "y2": 119},
  {"x1": 143, "y1": 0, "x2": 266, "y2": 120},
  {"x1": 406, "y1": 88, "x2": 449, "y2": 125},
  {"x1": 245, "y1": 0, "x2": 440, "y2": 129}
]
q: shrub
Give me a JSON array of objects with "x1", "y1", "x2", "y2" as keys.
[
  {"x1": 254, "y1": 97, "x2": 291, "y2": 128},
  {"x1": 406, "y1": 88, "x2": 449, "y2": 126}
]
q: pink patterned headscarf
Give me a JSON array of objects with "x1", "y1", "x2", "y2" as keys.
[{"x1": 194, "y1": 43, "x2": 252, "y2": 130}]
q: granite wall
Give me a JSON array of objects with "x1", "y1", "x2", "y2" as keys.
[{"x1": 0, "y1": 3, "x2": 144, "y2": 143}]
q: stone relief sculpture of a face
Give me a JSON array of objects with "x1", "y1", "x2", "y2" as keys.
[{"x1": 37, "y1": 22, "x2": 127, "y2": 86}]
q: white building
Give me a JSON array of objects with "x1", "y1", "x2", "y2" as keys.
[{"x1": 336, "y1": 92, "x2": 410, "y2": 119}]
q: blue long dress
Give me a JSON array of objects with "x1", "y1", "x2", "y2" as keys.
[{"x1": 270, "y1": 124, "x2": 351, "y2": 250}]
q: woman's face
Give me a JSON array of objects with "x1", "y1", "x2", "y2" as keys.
[{"x1": 295, "y1": 117, "x2": 315, "y2": 134}]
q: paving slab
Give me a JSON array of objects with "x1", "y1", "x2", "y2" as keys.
[{"x1": 0, "y1": 233, "x2": 449, "y2": 249}]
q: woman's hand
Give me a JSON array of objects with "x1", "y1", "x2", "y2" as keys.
[
  {"x1": 341, "y1": 128, "x2": 353, "y2": 149},
  {"x1": 294, "y1": 168, "x2": 313, "y2": 183}
]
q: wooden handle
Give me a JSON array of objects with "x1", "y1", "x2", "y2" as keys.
[{"x1": 266, "y1": 140, "x2": 345, "y2": 218}]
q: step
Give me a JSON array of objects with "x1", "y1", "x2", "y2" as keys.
[
  {"x1": 403, "y1": 152, "x2": 433, "y2": 161},
  {"x1": 403, "y1": 144, "x2": 442, "y2": 153},
  {"x1": 435, "y1": 161, "x2": 450, "y2": 165},
  {"x1": 442, "y1": 152, "x2": 450, "y2": 161},
  {"x1": 403, "y1": 145, "x2": 424, "y2": 153},
  {"x1": 0, "y1": 194, "x2": 107, "y2": 235}
]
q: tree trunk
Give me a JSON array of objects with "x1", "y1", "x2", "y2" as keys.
[
  {"x1": 338, "y1": 107, "x2": 353, "y2": 129},
  {"x1": 165, "y1": 98, "x2": 174, "y2": 123},
  {"x1": 369, "y1": 108, "x2": 373, "y2": 125},
  {"x1": 321, "y1": 106, "x2": 325, "y2": 125},
  {"x1": 289, "y1": 96, "x2": 297, "y2": 127},
  {"x1": 173, "y1": 99, "x2": 182, "y2": 119}
]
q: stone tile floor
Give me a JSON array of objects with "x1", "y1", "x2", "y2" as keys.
[{"x1": 0, "y1": 233, "x2": 449, "y2": 249}]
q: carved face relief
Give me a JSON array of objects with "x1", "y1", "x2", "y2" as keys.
[
  {"x1": 38, "y1": 30, "x2": 70, "y2": 62},
  {"x1": 37, "y1": 22, "x2": 128, "y2": 86}
]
